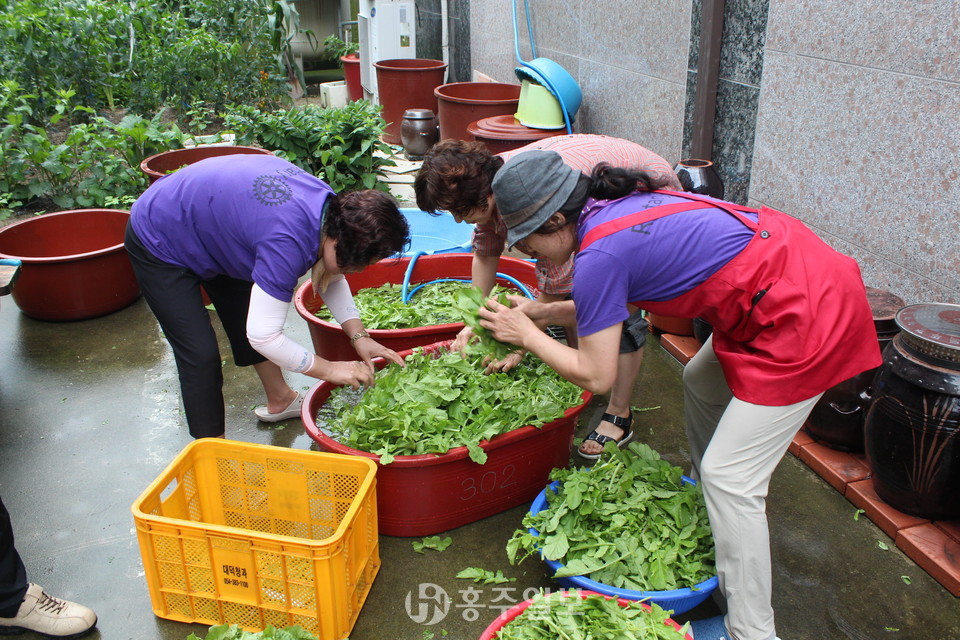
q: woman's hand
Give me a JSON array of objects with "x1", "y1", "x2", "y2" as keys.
[
  {"x1": 450, "y1": 325, "x2": 476, "y2": 352},
  {"x1": 477, "y1": 297, "x2": 539, "y2": 347},
  {"x1": 354, "y1": 336, "x2": 405, "y2": 367},
  {"x1": 483, "y1": 350, "x2": 525, "y2": 374},
  {"x1": 323, "y1": 359, "x2": 376, "y2": 389}
]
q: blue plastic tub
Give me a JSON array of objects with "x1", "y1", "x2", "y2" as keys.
[
  {"x1": 528, "y1": 478, "x2": 719, "y2": 615},
  {"x1": 398, "y1": 208, "x2": 472, "y2": 256}
]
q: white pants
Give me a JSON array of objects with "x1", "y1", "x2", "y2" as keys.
[{"x1": 683, "y1": 336, "x2": 822, "y2": 640}]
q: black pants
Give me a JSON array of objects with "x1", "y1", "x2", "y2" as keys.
[
  {"x1": 125, "y1": 224, "x2": 266, "y2": 438},
  {"x1": 0, "y1": 495, "x2": 28, "y2": 618}
]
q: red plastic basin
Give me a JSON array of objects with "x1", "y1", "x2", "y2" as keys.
[
  {"x1": 302, "y1": 342, "x2": 591, "y2": 537},
  {"x1": 294, "y1": 253, "x2": 538, "y2": 362},
  {"x1": 0, "y1": 209, "x2": 140, "y2": 321},
  {"x1": 478, "y1": 590, "x2": 694, "y2": 640}
]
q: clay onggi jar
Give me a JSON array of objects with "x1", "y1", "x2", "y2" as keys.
[{"x1": 863, "y1": 303, "x2": 960, "y2": 520}]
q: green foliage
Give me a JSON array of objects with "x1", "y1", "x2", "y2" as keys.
[
  {"x1": 314, "y1": 347, "x2": 584, "y2": 465},
  {"x1": 0, "y1": 81, "x2": 184, "y2": 211},
  {"x1": 0, "y1": 0, "x2": 298, "y2": 117},
  {"x1": 495, "y1": 591, "x2": 690, "y2": 640},
  {"x1": 0, "y1": 0, "x2": 314, "y2": 215},
  {"x1": 322, "y1": 34, "x2": 359, "y2": 62},
  {"x1": 185, "y1": 623, "x2": 317, "y2": 640},
  {"x1": 224, "y1": 101, "x2": 395, "y2": 192},
  {"x1": 507, "y1": 442, "x2": 716, "y2": 593},
  {"x1": 315, "y1": 281, "x2": 513, "y2": 329}
]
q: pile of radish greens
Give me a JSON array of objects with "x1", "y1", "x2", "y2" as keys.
[
  {"x1": 507, "y1": 442, "x2": 716, "y2": 592},
  {"x1": 493, "y1": 591, "x2": 690, "y2": 640},
  {"x1": 315, "y1": 346, "x2": 582, "y2": 464},
  {"x1": 314, "y1": 280, "x2": 513, "y2": 330}
]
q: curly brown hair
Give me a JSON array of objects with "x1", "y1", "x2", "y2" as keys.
[
  {"x1": 324, "y1": 190, "x2": 410, "y2": 269},
  {"x1": 413, "y1": 139, "x2": 505, "y2": 215}
]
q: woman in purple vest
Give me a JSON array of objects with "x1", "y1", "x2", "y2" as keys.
[{"x1": 125, "y1": 154, "x2": 410, "y2": 439}]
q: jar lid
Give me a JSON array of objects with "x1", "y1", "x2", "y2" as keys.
[
  {"x1": 402, "y1": 109, "x2": 436, "y2": 120},
  {"x1": 866, "y1": 287, "x2": 905, "y2": 335},
  {"x1": 466, "y1": 115, "x2": 564, "y2": 142},
  {"x1": 895, "y1": 303, "x2": 960, "y2": 365}
]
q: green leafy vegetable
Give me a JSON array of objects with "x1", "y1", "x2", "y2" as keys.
[
  {"x1": 315, "y1": 281, "x2": 512, "y2": 330},
  {"x1": 413, "y1": 536, "x2": 453, "y2": 553},
  {"x1": 493, "y1": 590, "x2": 690, "y2": 640},
  {"x1": 453, "y1": 286, "x2": 516, "y2": 360},
  {"x1": 315, "y1": 347, "x2": 583, "y2": 464},
  {"x1": 507, "y1": 442, "x2": 716, "y2": 592},
  {"x1": 186, "y1": 623, "x2": 317, "y2": 640},
  {"x1": 456, "y1": 567, "x2": 515, "y2": 584}
]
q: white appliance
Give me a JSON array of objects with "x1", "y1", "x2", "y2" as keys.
[{"x1": 358, "y1": 0, "x2": 416, "y2": 102}]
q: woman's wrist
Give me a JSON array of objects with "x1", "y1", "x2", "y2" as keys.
[{"x1": 349, "y1": 329, "x2": 370, "y2": 346}]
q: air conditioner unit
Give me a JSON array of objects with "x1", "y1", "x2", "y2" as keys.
[{"x1": 358, "y1": 0, "x2": 416, "y2": 103}]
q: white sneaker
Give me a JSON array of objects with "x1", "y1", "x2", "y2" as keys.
[{"x1": 0, "y1": 583, "x2": 97, "y2": 638}]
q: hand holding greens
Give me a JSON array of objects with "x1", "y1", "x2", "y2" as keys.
[{"x1": 453, "y1": 286, "x2": 516, "y2": 361}]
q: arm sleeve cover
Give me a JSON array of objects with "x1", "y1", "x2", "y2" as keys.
[
  {"x1": 247, "y1": 284, "x2": 315, "y2": 373},
  {"x1": 319, "y1": 275, "x2": 361, "y2": 324}
]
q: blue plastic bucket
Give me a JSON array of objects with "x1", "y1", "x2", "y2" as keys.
[{"x1": 515, "y1": 58, "x2": 582, "y2": 125}]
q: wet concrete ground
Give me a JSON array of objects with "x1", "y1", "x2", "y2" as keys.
[{"x1": 0, "y1": 289, "x2": 958, "y2": 640}]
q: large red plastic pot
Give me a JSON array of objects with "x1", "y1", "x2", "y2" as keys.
[
  {"x1": 478, "y1": 590, "x2": 693, "y2": 640},
  {"x1": 302, "y1": 341, "x2": 592, "y2": 536},
  {"x1": 139, "y1": 146, "x2": 273, "y2": 184},
  {"x1": 294, "y1": 253, "x2": 538, "y2": 361},
  {"x1": 374, "y1": 58, "x2": 447, "y2": 145},
  {"x1": 434, "y1": 82, "x2": 522, "y2": 141},
  {"x1": 0, "y1": 209, "x2": 139, "y2": 321},
  {"x1": 341, "y1": 54, "x2": 363, "y2": 101}
]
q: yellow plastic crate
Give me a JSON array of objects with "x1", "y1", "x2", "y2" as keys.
[{"x1": 131, "y1": 439, "x2": 379, "y2": 640}]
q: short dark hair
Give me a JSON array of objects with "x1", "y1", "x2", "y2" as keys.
[
  {"x1": 414, "y1": 139, "x2": 504, "y2": 215},
  {"x1": 324, "y1": 190, "x2": 410, "y2": 268}
]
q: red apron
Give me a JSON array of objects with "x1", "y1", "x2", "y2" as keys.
[{"x1": 579, "y1": 191, "x2": 882, "y2": 406}]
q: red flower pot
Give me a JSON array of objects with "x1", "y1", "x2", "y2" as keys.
[
  {"x1": 374, "y1": 58, "x2": 447, "y2": 145},
  {"x1": 139, "y1": 146, "x2": 273, "y2": 184},
  {"x1": 434, "y1": 82, "x2": 522, "y2": 142},
  {"x1": 341, "y1": 54, "x2": 363, "y2": 102}
]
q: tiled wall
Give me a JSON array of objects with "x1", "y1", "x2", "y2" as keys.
[
  {"x1": 466, "y1": 0, "x2": 959, "y2": 305},
  {"x1": 468, "y1": 0, "x2": 689, "y2": 165},
  {"x1": 751, "y1": 1, "x2": 959, "y2": 305}
]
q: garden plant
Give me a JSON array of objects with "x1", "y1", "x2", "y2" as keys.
[{"x1": 0, "y1": 0, "x2": 390, "y2": 221}]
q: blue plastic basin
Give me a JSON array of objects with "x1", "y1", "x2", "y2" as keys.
[
  {"x1": 528, "y1": 477, "x2": 718, "y2": 615},
  {"x1": 398, "y1": 208, "x2": 472, "y2": 257}
]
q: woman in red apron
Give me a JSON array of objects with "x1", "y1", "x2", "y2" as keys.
[{"x1": 479, "y1": 151, "x2": 880, "y2": 640}]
